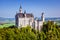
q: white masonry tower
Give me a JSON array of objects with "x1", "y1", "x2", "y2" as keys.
[{"x1": 41, "y1": 12, "x2": 44, "y2": 22}]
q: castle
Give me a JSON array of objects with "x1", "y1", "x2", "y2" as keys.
[{"x1": 15, "y1": 5, "x2": 44, "y2": 31}]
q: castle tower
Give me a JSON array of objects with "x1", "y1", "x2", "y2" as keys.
[
  {"x1": 24, "y1": 10, "x2": 26, "y2": 17},
  {"x1": 19, "y1": 5, "x2": 22, "y2": 13},
  {"x1": 41, "y1": 12, "x2": 44, "y2": 22}
]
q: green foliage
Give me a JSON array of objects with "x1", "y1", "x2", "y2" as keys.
[
  {"x1": 0, "y1": 23, "x2": 14, "y2": 28},
  {"x1": 37, "y1": 31, "x2": 46, "y2": 40},
  {"x1": 43, "y1": 21, "x2": 60, "y2": 40},
  {"x1": 0, "y1": 21, "x2": 60, "y2": 40},
  {"x1": 0, "y1": 26, "x2": 37, "y2": 40}
]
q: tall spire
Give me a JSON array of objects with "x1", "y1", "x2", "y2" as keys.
[{"x1": 19, "y1": 5, "x2": 22, "y2": 13}]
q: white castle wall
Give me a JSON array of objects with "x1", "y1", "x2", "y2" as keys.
[{"x1": 18, "y1": 17, "x2": 34, "y2": 28}]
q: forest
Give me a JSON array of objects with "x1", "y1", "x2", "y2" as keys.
[{"x1": 0, "y1": 21, "x2": 60, "y2": 40}]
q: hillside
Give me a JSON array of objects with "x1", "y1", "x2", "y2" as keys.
[
  {"x1": 0, "y1": 17, "x2": 15, "y2": 24},
  {"x1": 0, "y1": 17, "x2": 60, "y2": 22},
  {"x1": 0, "y1": 17, "x2": 15, "y2": 21},
  {"x1": 45, "y1": 17, "x2": 60, "y2": 21},
  {"x1": 0, "y1": 17, "x2": 60, "y2": 25}
]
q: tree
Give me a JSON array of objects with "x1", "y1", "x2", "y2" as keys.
[{"x1": 42, "y1": 21, "x2": 60, "y2": 40}]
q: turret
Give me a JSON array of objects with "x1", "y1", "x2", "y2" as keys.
[
  {"x1": 19, "y1": 5, "x2": 22, "y2": 13},
  {"x1": 41, "y1": 12, "x2": 44, "y2": 22}
]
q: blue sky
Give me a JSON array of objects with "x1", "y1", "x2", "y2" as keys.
[{"x1": 0, "y1": 0, "x2": 60, "y2": 18}]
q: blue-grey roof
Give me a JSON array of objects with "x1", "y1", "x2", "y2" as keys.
[{"x1": 34, "y1": 17, "x2": 41, "y2": 21}]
